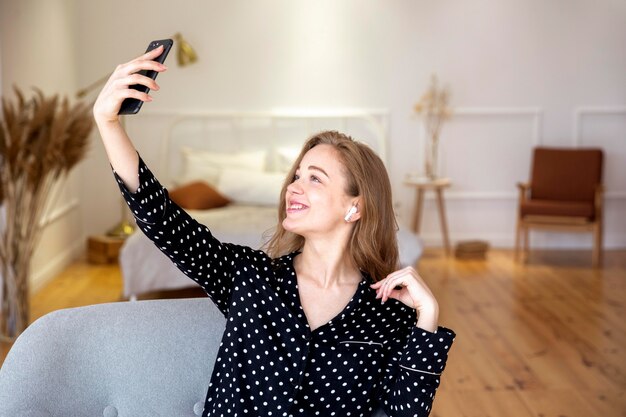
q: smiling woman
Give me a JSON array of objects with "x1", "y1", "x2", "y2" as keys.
[
  {"x1": 107, "y1": 131, "x2": 454, "y2": 417},
  {"x1": 92, "y1": 43, "x2": 455, "y2": 416},
  {"x1": 266, "y1": 131, "x2": 399, "y2": 284}
]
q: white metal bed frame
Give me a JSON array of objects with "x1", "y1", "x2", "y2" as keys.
[{"x1": 155, "y1": 109, "x2": 390, "y2": 185}]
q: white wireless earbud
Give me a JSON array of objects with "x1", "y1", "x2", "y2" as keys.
[{"x1": 344, "y1": 205, "x2": 358, "y2": 222}]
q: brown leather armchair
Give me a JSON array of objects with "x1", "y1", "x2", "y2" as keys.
[{"x1": 515, "y1": 147, "x2": 604, "y2": 267}]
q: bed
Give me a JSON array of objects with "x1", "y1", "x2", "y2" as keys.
[{"x1": 119, "y1": 110, "x2": 423, "y2": 300}]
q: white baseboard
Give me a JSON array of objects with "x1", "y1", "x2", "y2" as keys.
[
  {"x1": 420, "y1": 233, "x2": 626, "y2": 249},
  {"x1": 30, "y1": 240, "x2": 85, "y2": 294}
]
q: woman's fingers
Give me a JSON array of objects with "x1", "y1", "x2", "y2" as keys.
[
  {"x1": 120, "y1": 45, "x2": 165, "y2": 68},
  {"x1": 371, "y1": 266, "x2": 425, "y2": 303},
  {"x1": 116, "y1": 73, "x2": 160, "y2": 91},
  {"x1": 381, "y1": 274, "x2": 407, "y2": 303},
  {"x1": 140, "y1": 44, "x2": 164, "y2": 60},
  {"x1": 116, "y1": 60, "x2": 167, "y2": 79},
  {"x1": 113, "y1": 46, "x2": 167, "y2": 78},
  {"x1": 373, "y1": 267, "x2": 413, "y2": 289},
  {"x1": 370, "y1": 266, "x2": 438, "y2": 313},
  {"x1": 93, "y1": 53, "x2": 166, "y2": 123},
  {"x1": 370, "y1": 267, "x2": 413, "y2": 288},
  {"x1": 118, "y1": 88, "x2": 152, "y2": 103},
  {"x1": 370, "y1": 280, "x2": 382, "y2": 288},
  {"x1": 374, "y1": 274, "x2": 400, "y2": 301}
]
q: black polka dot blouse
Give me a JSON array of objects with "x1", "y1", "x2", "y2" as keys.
[{"x1": 113, "y1": 155, "x2": 456, "y2": 417}]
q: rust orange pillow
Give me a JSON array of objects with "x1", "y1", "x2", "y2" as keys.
[{"x1": 169, "y1": 181, "x2": 231, "y2": 210}]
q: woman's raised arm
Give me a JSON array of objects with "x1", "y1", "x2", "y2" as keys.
[{"x1": 92, "y1": 45, "x2": 167, "y2": 192}]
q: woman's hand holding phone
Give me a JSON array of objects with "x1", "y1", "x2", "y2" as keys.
[
  {"x1": 93, "y1": 44, "x2": 169, "y2": 192},
  {"x1": 93, "y1": 46, "x2": 167, "y2": 126}
]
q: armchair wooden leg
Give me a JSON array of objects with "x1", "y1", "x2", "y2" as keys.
[
  {"x1": 523, "y1": 226, "x2": 530, "y2": 263},
  {"x1": 593, "y1": 222, "x2": 603, "y2": 268},
  {"x1": 515, "y1": 219, "x2": 521, "y2": 261}
]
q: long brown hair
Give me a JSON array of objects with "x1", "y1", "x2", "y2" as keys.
[{"x1": 264, "y1": 131, "x2": 399, "y2": 282}]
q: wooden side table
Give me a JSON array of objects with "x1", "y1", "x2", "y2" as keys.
[
  {"x1": 87, "y1": 235, "x2": 126, "y2": 264},
  {"x1": 404, "y1": 176, "x2": 452, "y2": 255}
]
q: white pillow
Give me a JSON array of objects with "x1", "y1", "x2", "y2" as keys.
[
  {"x1": 276, "y1": 147, "x2": 301, "y2": 173},
  {"x1": 177, "y1": 147, "x2": 267, "y2": 186},
  {"x1": 218, "y1": 167, "x2": 285, "y2": 206}
]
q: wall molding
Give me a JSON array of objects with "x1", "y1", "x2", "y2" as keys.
[
  {"x1": 420, "y1": 191, "x2": 626, "y2": 200},
  {"x1": 573, "y1": 106, "x2": 626, "y2": 146},
  {"x1": 39, "y1": 199, "x2": 79, "y2": 228},
  {"x1": 452, "y1": 106, "x2": 544, "y2": 146},
  {"x1": 413, "y1": 106, "x2": 626, "y2": 201},
  {"x1": 420, "y1": 106, "x2": 543, "y2": 200},
  {"x1": 572, "y1": 106, "x2": 626, "y2": 199},
  {"x1": 31, "y1": 175, "x2": 82, "y2": 292}
]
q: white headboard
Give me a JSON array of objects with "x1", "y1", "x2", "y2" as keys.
[{"x1": 152, "y1": 110, "x2": 389, "y2": 186}]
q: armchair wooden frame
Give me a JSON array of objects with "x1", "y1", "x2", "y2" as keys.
[{"x1": 514, "y1": 182, "x2": 604, "y2": 267}]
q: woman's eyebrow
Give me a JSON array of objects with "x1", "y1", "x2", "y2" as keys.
[{"x1": 308, "y1": 165, "x2": 330, "y2": 178}]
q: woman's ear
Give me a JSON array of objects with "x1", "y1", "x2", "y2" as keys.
[{"x1": 344, "y1": 202, "x2": 361, "y2": 222}]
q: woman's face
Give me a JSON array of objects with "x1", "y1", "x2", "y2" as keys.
[{"x1": 282, "y1": 144, "x2": 358, "y2": 238}]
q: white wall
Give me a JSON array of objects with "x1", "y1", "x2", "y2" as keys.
[
  {"x1": 74, "y1": 0, "x2": 626, "y2": 250},
  {"x1": 0, "y1": 0, "x2": 84, "y2": 291},
  {"x1": 2, "y1": 0, "x2": 625, "y2": 289}
]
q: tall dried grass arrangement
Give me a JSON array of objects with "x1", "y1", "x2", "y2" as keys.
[
  {"x1": 0, "y1": 86, "x2": 92, "y2": 341},
  {"x1": 414, "y1": 74, "x2": 452, "y2": 180}
]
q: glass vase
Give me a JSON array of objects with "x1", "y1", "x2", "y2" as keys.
[
  {"x1": 424, "y1": 135, "x2": 440, "y2": 180},
  {"x1": 0, "y1": 263, "x2": 30, "y2": 342}
]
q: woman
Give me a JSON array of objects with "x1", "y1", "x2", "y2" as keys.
[{"x1": 94, "y1": 46, "x2": 455, "y2": 417}]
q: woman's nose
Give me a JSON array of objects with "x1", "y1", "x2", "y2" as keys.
[{"x1": 287, "y1": 180, "x2": 303, "y2": 195}]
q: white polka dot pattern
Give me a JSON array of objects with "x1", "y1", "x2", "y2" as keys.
[{"x1": 112, "y1": 156, "x2": 456, "y2": 417}]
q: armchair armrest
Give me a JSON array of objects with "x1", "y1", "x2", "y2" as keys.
[{"x1": 516, "y1": 182, "x2": 531, "y2": 203}]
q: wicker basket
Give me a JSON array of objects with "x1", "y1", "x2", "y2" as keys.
[{"x1": 454, "y1": 240, "x2": 490, "y2": 259}]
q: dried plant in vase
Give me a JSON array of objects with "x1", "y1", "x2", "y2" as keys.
[
  {"x1": 0, "y1": 87, "x2": 93, "y2": 341},
  {"x1": 414, "y1": 74, "x2": 452, "y2": 180}
]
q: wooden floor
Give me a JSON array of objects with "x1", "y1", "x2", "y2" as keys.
[{"x1": 1, "y1": 248, "x2": 625, "y2": 416}]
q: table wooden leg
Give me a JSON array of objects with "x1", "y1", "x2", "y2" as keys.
[
  {"x1": 435, "y1": 188, "x2": 451, "y2": 256},
  {"x1": 412, "y1": 189, "x2": 425, "y2": 233}
]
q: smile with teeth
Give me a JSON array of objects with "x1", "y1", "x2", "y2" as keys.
[{"x1": 287, "y1": 202, "x2": 309, "y2": 212}]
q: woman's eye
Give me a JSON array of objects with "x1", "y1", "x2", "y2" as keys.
[
  {"x1": 292, "y1": 174, "x2": 300, "y2": 182},
  {"x1": 310, "y1": 175, "x2": 321, "y2": 183}
]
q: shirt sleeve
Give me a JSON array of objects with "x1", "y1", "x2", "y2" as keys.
[
  {"x1": 111, "y1": 154, "x2": 243, "y2": 317},
  {"x1": 376, "y1": 323, "x2": 456, "y2": 417}
]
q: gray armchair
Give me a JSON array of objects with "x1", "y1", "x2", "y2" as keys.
[{"x1": 0, "y1": 298, "x2": 389, "y2": 417}]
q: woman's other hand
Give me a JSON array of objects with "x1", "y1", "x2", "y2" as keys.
[
  {"x1": 92, "y1": 45, "x2": 167, "y2": 125},
  {"x1": 370, "y1": 266, "x2": 439, "y2": 332}
]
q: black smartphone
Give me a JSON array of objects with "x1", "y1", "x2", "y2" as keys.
[{"x1": 118, "y1": 38, "x2": 173, "y2": 115}]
